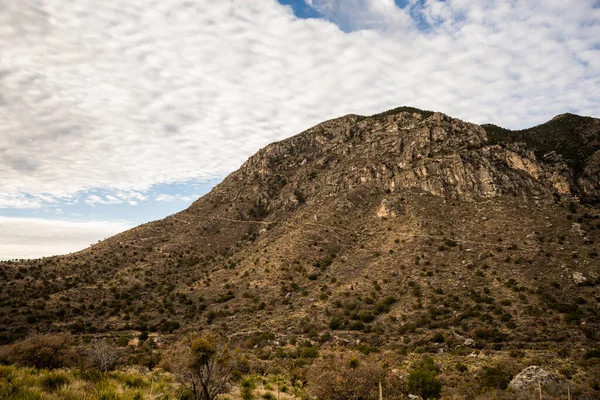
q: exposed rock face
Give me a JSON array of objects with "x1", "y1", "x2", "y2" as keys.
[
  {"x1": 509, "y1": 366, "x2": 562, "y2": 392},
  {"x1": 376, "y1": 199, "x2": 398, "y2": 218},
  {"x1": 226, "y1": 110, "x2": 592, "y2": 217},
  {"x1": 579, "y1": 150, "x2": 600, "y2": 199}
]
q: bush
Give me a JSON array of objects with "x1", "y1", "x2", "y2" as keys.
[
  {"x1": 583, "y1": 349, "x2": 600, "y2": 360},
  {"x1": 240, "y1": 377, "x2": 256, "y2": 400},
  {"x1": 163, "y1": 332, "x2": 234, "y2": 400},
  {"x1": 307, "y1": 354, "x2": 386, "y2": 400},
  {"x1": 329, "y1": 318, "x2": 342, "y2": 330},
  {"x1": 87, "y1": 340, "x2": 120, "y2": 372},
  {"x1": 300, "y1": 347, "x2": 319, "y2": 359},
  {"x1": 40, "y1": 371, "x2": 70, "y2": 391},
  {"x1": 430, "y1": 332, "x2": 445, "y2": 343},
  {"x1": 406, "y1": 358, "x2": 442, "y2": 400},
  {"x1": 0, "y1": 333, "x2": 74, "y2": 369},
  {"x1": 480, "y1": 365, "x2": 512, "y2": 390}
]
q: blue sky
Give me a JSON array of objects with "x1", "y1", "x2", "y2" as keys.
[
  {"x1": 278, "y1": 0, "x2": 433, "y2": 31},
  {"x1": 0, "y1": 0, "x2": 599, "y2": 259}
]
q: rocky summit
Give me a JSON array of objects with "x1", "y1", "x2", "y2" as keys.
[{"x1": 1, "y1": 106, "x2": 599, "y2": 396}]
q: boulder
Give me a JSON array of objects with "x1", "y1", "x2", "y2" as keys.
[
  {"x1": 509, "y1": 366, "x2": 562, "y2": 392},
  {"x1": 572, "y1": 272, "x2": 587, "y2": 285}
]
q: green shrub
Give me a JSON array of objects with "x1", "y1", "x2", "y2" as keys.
[
  {"x1": 329, "y1": 317, "x2": 342, "y2": 330},
  {"x1": 455, "y1": 362, "x2": 468, "y2": 373},
  {"x1": 583, "y1": 349, "x2": 600, "y2": 360},
  {"x1": 355, "y1": 345, "x2": 378, "y2": 355},
  {"x1": 407, "y1": 368, "x2": 442, "y2": 399},
  {"x1": 358, "y1": 312, "x2": 375, "y2": 323},
  {"x1": 241, "y1": 377, "x2": 256, "y2": 400},
  {"x1": 300, "y1": 347, "x2": 319, "y2": 359},
  {"x1": 430, "y1": 332, "x2": 445, "y2": 343},
  {"x1": 480, "y1": 365, "x2": 512, "y2": 390},
  {"x1": 40, "y1": 372, "x2": 70, "y2": 391},
  {"x1": 124, "y1": 376, "x2": 147, "y2": 388}
]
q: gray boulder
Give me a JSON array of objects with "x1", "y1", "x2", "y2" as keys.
[{"x1": 509, "y1": 366, "x2": 562, "y2": 392}]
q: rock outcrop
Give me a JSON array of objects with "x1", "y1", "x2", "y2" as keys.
[
  {"x1": 224, "y1": 109, "x2": 593, "y2": 218},
  {"x1": 509, "y1": 366, "x2": 563, "y2": 392}
]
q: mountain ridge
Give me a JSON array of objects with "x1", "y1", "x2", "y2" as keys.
[{"x1": 1, "y1": 107, "x2": 599, "y2": 364}]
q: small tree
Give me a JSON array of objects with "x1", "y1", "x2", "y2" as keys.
[{"x1": 167, "y1": 332, "x2": 234, "y2": 400}]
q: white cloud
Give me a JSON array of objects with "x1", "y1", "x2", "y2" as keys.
[
  {"x1": 82, "y1": 190, "x2": 147, "y2": 205},
  {"x1": 84, "y1": 195, "x2": 122, "y2": 205},
  {"x1": 155, "y1": 193, "x2": 198, "y2": 203},
  {"x1": 0, "y1": 216, "x2": 132, "y2": 260},
  {"x1": 0, "y1": 193, "x2": 45, "y2": 209},
  {"x1": 0, "y1": 0, "x2": 597, "y2": 211}
]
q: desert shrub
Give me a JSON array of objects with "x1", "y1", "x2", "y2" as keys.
[
  {"x1": 162, "y1": 332, "x2": 235, "y2": 400},
  {"x1": 87, "y1": 340, "x2": 120, "y2": 372},
  {"x1": 307, "y1": 354, "x2": 386, "y2": 400},
  {"x1": 472, "y1": 327, "x2": 506, "y2": 342},
  {"x1": 123, "y1": 375, "x2": 147, "y2": 388},
  {"x1": 406, "y1": 358, "x2": 442, "y2": 400},
  {"x1": 240, "y1": 377, "x2": 256, "y2": 400},
  {"x1": 430, "y1": 332, "x2": 445, "y2": 343},
  {"x1": 355, "y1": 345, "x2": 378, "y2": 355},
  {"x1": 375, "y1": 296, "x2": 396, "y2": 314},
  {"x1": 300, "y1": 346, "x2": 319, "y2": 359},
  {"x1": 359, "y1": 312, "x2": 375, "y2": 323},
  {"x1": 583, "y1": 349, "x2": 600, "y2": 360},
  {"x1": 348, "y1": 321, "x2": 365, "y2": 331},
  {"x1": 40, "y1": 371, "x2": 70, "y2": 391},
  {"x1": 479, "y1": 365, "x2": 512, "y2": 391},
  {"x1": 455, "y1": 362, "x2": 468, "y2": 373},
  {"x1": 116, "y1": 335, "x2": 130, "y2": 347},
  {"x1": 139, "y1": 331, "x2": 149, "y2": 342},
  {"x1": 329, "y1": 317, "x2": 342, "y2": 330},
  {"x1": 0, "y1": 333, "x2": 74, "y2": 369}
]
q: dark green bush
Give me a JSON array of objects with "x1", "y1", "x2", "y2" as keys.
[
  {"x1": 480, "y1": 365, "x2": 512, "y2": 390},
  {"x1": 407, "y1": 364, "x2": 442, "y2": 399},
  {"x1": 583, "y1": 349, "x2": 600, "y2": 360},
  {"x1": 329, "y1": 317, "x2": 342, "y2": 330}
]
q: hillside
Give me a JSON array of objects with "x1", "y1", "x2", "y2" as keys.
[{"x1": 1, "y1": 107, "x2": 599, "y2": 359}]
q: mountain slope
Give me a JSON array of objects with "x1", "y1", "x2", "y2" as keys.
[{"x1": 1, "y1": 108, "x2": 599, "y2": 357}]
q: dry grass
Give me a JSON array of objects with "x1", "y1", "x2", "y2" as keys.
[{"x1": 0, "y1": 365, "x2": 180, "y2": 400}]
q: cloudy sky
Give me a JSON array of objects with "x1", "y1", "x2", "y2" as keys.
[{"x1": 1, "y1": 0, "x2": 599, "y2": 259}]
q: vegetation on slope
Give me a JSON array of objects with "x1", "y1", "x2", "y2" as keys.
[{"x1": 483, "y1": 113, "x2": 600, "y2": 179}]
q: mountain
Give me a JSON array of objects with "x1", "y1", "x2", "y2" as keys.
[{"x1": 1, "y1": 107, "x2": 599, "y2": 359}]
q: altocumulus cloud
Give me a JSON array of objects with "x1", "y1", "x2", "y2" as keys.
[{"x1": 0, "y1": 0, "x2": 598, "y2": 257}]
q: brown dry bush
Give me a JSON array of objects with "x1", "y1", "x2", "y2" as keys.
[
  {"x1": 0, "y1": 333, "x2": 74, "y2": 369},
  {"x1": 86, "y1": 339, "x2": 121, "y2": 372},
  {"x1": 307, "y1": 353, "x2": 397, "y2": 400}
]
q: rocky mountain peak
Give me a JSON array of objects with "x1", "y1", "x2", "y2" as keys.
[{"x1": 212, "y1": 108, "x2": 586, "y2": 220}]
